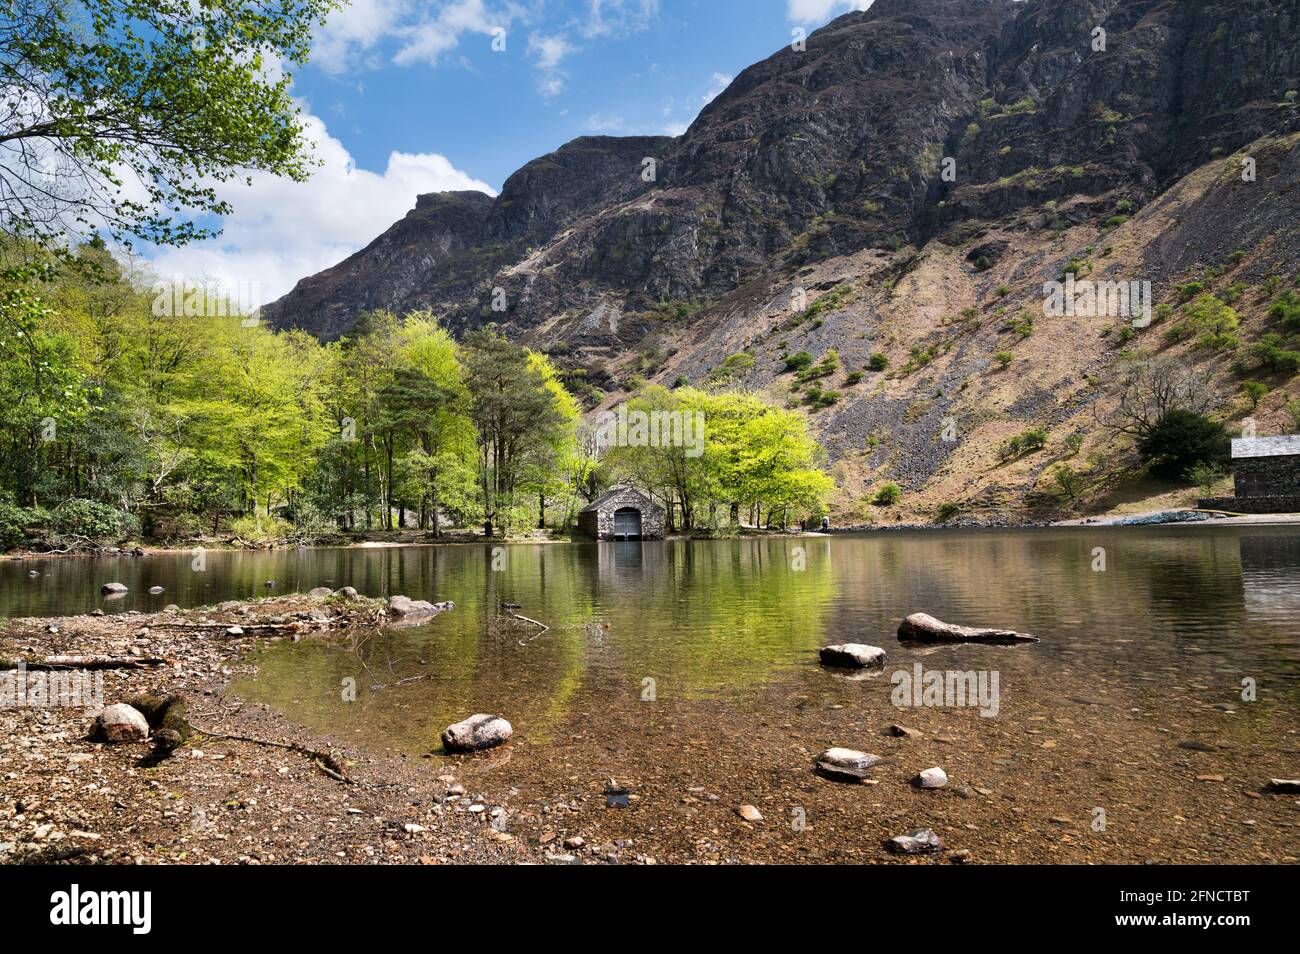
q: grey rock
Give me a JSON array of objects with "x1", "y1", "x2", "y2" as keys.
[
  {"x1": 333, "y1": 586, "x2": 359, "y2": 599},
  {"x1": 442, "y1": 714, "x2": 513, "y2": 753},
  {"x1": 388, "y1": 595, "x2": 453, "y2": 618},
  {"x1": 814, "y1": 747, "x2": 882, "y2": 783},
  {"x1": 307, "y1": 587, "x2": 333, "y2": 599},
  {"x1": 95, "y1": 704, "x2": 149, "y2": 744},
  {"x1": 898, "y1": 612, "x2": 1040, "y2": 644},
  {"x1": 225, "y1": 625, "x2": 244, "y2": 636},
  {"x1": 819, "y1": 643, "x2": 887, "y2": 669},
  {"x1": 100, "y1": 582, "x2": 128, "y2": 595},
  {"x1": 1266, "y1": 778, "x2": 1300, "y2": 793},
  {"x1": 148, "y1": 586, "x2": 165, "y2": 595},
  {"x1": 888, "y1": 828, "x2": 943, "y2": 855}
]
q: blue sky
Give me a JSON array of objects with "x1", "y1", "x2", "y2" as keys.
[{"x1": 147, "y1": 0, "x2": 875, "y2": 304}]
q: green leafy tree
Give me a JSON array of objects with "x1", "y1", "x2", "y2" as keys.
[{"x1": 0, "y1": 0, "x2": 336, "y2": 249}]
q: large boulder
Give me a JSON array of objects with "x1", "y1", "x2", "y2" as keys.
[
  {"x1": 94, "y1": 704, "x2": 149, "y2": 744},
  {"x1": 442, "y1": 714, "x2": 513, "y2": 753},
  {"x1": 897, "y1": 613, "x2": 1040, "y2": 644},
  {"x1": 100, "y1": 582, "x2": 128, "y2": 595},
  {"x1": 819, "y1": 643, "x2": 887, "y2": 669}
]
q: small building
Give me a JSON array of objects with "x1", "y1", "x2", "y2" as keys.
[
  {"x1": 577, "y1": 486, "x2": 665, "y2": 541},
  {"x1": 1200, "y1": 435, "x2": 1300, "y2": 513}
]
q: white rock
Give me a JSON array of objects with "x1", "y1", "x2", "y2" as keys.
[
  {"x1": 225, "y1": 625, "x2": 244, "y2": 636},
  {"x1": 736, "y1": 805, "x2": 763, "y2": 822},
  {"x1": 100, "y1": 582, "x2": 128, "y2": 594},
  {"x1": 442, "y1": 714, "x2": 513, "y2": 753},
  {"x1": 917, "y1": 767, "x2": 949, "y2": 789},
  {"x1": 95, "y1": 704, "x2": 149, "y2": 744}
]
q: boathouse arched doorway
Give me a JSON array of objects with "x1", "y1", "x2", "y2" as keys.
[{"x1": 612, "y1": 507, "x2": 643, "y2": 540}]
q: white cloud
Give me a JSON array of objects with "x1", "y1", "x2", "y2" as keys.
[
  {"x1": 581, "y1": 0, "x2": 661, "y2": 39},
  {"x1": 313, "y1": 0, "x2": 411, "y2": 75},
  {"x1": 529, "y1": 32, "x2": 577, "y2": 97},
  {"x1": 787, "y1": 0, "x2": 874, "y2": 24},
  {"x1": 529, "y1": 32, "x2": 575, "y2": 70},
  {"x1": 701, "y1": 72, "x2": 733, "y2": 106},
  {"x1": 145, "y1": 111, "x2": 494, "y2": 306},
  {"x1": 394, "y1": 0, "x2": 506, "y2": 67}
]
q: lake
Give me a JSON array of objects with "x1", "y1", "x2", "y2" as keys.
[{"x1": 5, "y1": 526, "x2": 1299, "y2": 862}]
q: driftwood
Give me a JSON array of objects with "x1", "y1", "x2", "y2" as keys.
[
  {"x1": 194, "y1": 726, "x2": 355, "y2": 784},
  {"x1": 897, "y1": 612, "x2": 1041, "y2": 645},
  {"x1": 1, "y1": 654, "x2": 167, "y2": 671},
  {"x1": 149, "y1": 621, "x2": 308, "y2": 632},
  {"x1": 506, "y1": 612, "x2": 549, "y2": 634}
]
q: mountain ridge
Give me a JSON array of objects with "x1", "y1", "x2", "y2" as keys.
[{"x1": 262, "y1": 0, "x2": 1300, "y2": 520}]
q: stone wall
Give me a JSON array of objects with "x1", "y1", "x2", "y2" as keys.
[
  {"x1": 577, "y1": 488, "x2": 666, "y2": 540},
  {"x1": 1233, "y1": 454, "x2": 1300, "y2": 498}
]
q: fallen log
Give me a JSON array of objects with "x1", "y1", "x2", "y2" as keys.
[
  {"x1": 1, "y1": 654, "x2": 168, "y2": 671},
  {"x1": 194, "y1": 725, "x2": 356, "y2": 784},
  {"x1": 897, "y1": 612, "x2": 1040, "y2": 644}
]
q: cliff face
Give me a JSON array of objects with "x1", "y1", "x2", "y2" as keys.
[{"x1": 263, "y1": 0, "x2": 1300, "y2": 519}]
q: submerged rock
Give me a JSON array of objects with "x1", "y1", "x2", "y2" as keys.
[
  {"x1": 94, "y1": 704, "x2": 149, "y2": 744},
  {"x1": 100, "y1": 582, "x2": 128, "y2": 595},
  {"x1": 887, "y1": 828, "x2": 943, "y2": 855},
  {"x1": 887, "y1": 724, "x2": 920, "y2": 738},
  {"x1": 442, "y1": 714, "x2": 513, "y2": 753},
  {"x1": 916, "y1": 767, "x2": 949, "y2": 789},
  {"x1": 819, "y1": 643, "x2": 887, "y2": 669},
  {"x1": 1266, "y1": 778, "x2": 1300, "y2": 793},
  {"x1": 736, "y1": 805, "x2": 763, "y2": 822},
  {"x1": 388, "y1": 595, "x2": 454, "y2": 619},
  {"x1": 814, "y1": 747, "x2": 882, "y2": 783},
  {"x1": 148, "y1": 586, "x2": 164, "y2": 595},
  {"x1": 897, "y1": 612, "x2": 1039, "y2": 644}
]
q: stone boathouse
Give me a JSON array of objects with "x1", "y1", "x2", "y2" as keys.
[
  {"x1": 577, "y1": 486, "x2": 666, "y2": 541},
  {"x1": 1200, "y1": 435, "x2": 1300, "y2": 514}
]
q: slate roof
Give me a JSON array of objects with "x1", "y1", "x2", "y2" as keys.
[
  {"x1": 579, "y1": 486, "x2": 659, "y2": 513},
  {"x1": 1231, "y1": 436, "x2": 1300, "y2": 459}
]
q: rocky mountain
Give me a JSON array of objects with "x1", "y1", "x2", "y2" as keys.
[{"x1": 264, "y1": 0, "x2": 1300, "y2": 520}]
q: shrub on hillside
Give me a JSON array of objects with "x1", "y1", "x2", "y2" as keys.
[{"x1": 1137, "y1": 410, "x2": 1230, "y2": 480}]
